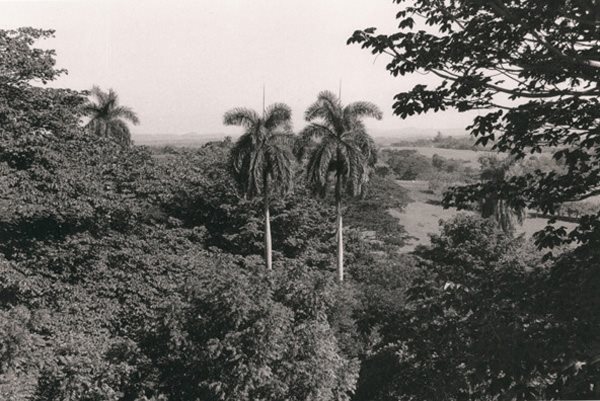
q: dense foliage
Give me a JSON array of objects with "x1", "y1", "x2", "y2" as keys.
[
  {"x1": 0, "y1": 27, "x2": 415, "y2": 401},
  {"x1": 0, "y1": 28, "x2": 84, "y2": 138},
  {"x1": 384, "y1": 149, "x2": 432, "y2": 180},
  {"x1": 355, "y1": 216, "x2": 600, "y2": 401},
  {"x1": 349, "y1": 0, "x2": 600, "y2": 248},
  {"x1": 391, "y1": 133, "x2": 484, "y2": 150},
  {"x1": 348, "y1": 2, "x2": 600, "y2": 396},
  {"x1": 1, "y1": 20, "x2": 599, "y2": 401}
]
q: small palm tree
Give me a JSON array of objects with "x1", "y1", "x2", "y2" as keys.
[
  {"x1": 298, "y1": 91, "x2": 382, "y2": 282},
  {"x1": 478, "y1": 155, "x2": 525, "y2": 232},
  {"x1": 224, "y1": 103, "x2": 295, "y2": 270},
  {"x1": 83, "y1": 86, "x2": 139, "y2": 146}
]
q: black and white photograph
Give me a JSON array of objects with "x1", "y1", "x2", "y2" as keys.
[{"x1": 0, "y1": 0, "x2": 599, "y2": 399}]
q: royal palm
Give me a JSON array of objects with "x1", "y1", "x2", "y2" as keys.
[
  {"x1": 83, "y1": 86, "x2": 139, "y2": 146},
  {"x1": 299, "y1": 91, "x2": 381, "y2": 282},
  {"x1": 224, "y1": 103, "x2": 295, "y2": 270}
]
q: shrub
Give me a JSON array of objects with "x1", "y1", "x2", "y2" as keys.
[{"x1": 141, "y1": 264, "x2": 359, "y2": 401}]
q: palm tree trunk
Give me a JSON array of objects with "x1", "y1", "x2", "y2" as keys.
[
  {"x1": 335, "y1": 170, "x2": 344, "y2": 282},
  {"x1": 263, "y1": 173, "x2": 273, "y2": 270}
]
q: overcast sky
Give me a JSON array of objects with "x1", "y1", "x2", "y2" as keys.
[{"x1": 0, "y1": 0, "x2": 480, "y2": 137}]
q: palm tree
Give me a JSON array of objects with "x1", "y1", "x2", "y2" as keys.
[
  {"x1": 478, "y1": 155, "x2": 525, "y2": 232},
  {"x1": 298, "y1": 91, "x2": 382, "y2": 282},
  {"x1": 83, "y1": 86, "x2": 139, "y2": 146},
  {"x1": 224, "y1": 103, "x2": 295, "y2": 270}
]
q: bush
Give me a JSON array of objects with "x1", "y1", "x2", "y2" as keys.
[
  {"x1": 427, "y1": 171, "x2": 471, "y2": 196},
  {"x1": 431, "y1": 153, "x2": 467, "y2": 173},
  {"x1": 384, "y1": 149, "x2": 432, "y2": 180},
  {"x1": 355, "y1": 215, "x2": 600, "y2": 401},
  {"x1": 345, "y1": 175, "x2": 411, "y2": 247},
  {"x1": 33, "y1": 335, "x2": 142, "y2": 401},
  {"x1": 142, "y1": 264, "x2": 359, "y2": 401}
]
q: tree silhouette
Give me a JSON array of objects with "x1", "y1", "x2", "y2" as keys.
[
  {"x1": 224, "y1": 103, "x2": 295, "y2": 270},
  {"x1": 298, "y1": 91, "x2": 382, "y2": 282},
  {"x1": 478, "y1": 155, "x2": 525, "y2": 233},
  {"x1": 83, "y1": 86, "x2": 139, "y2": 146},
  {"x1": 349, "y1": 0, "x2": 600, "y2": 248}
]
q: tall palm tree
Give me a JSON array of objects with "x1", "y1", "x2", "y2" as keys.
[
  {"x1": 224, "y1": 103, "x2": 295, "y2": 270},
  {"x1": 298, "y1": 91, "x2": 382, "y2": 282},
  {"x1": 83, "y1": 86, "x2": 139, "y2": 146}
]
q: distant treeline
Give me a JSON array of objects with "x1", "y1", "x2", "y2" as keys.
[
  {"x1": 390, "y1": 132, "x2": 487, "y2": 150},
  {"x1": 380, "y1": 148, "x2": 600, "y2": 221}
]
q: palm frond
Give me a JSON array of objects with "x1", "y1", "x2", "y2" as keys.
[
  {"x1": 81, "y1": 103, "x2": 101, "y2": 117},
  {"x1": 306, "y1": 141, "x2": 335, "y2": 197},
  {"x1": 265, "y1": 142, "x2": 294, "y2": 195},
  {"x1": 229, "y1": 132, "x2": 256, "y2": 195},
  {"x1": 113, "y1": 106, "x2": 140, "y2": 125},
  {"x1": 309, "y1": 91, "x2": 340, "y2": 118},
  {"x1": 343, "y1": 101, "x2": 383, "y2": 124},
  {"x1": 347, "y1": 130, "x2": 378, "y2": 167},
  {"x1": 299, "y1": 123, "x2": 335, "y2": 140},
  {"x1": 230, "y1": 132, "x2": 251, "y2": 166},
  {"x1": 110, "y1": 119, "x2": 132, "y2": 146},
  {"x1": 264, "y1": 103, "x2": 292, "y2": 131},
  {"x1": 96, "y1": 88, "x2": 118, "y2": 114},
  {"x1": 271, "y1": 132, "x2": 297, "y2": 161},
  {"x1": 223, "y1": 108, "x2": 260, "y2": 129},
  {"x1": 304, "y1": 91, "x2": 343, "y2": 135},
  {"x1": 340, "y1": 141, "x2": 368, "y2": 196},
  {"x1": 295, "y1": 123, "x2": 335, "y2": 160},
  {"x1": 305, "y1": 101, "x2": 330, "y2": 122},
  {"x1": 271, "y1": 132, "x2": 295, "y2": 146},
  {"x1": 89, "y1": 86, "x2": 108, "y2": 104},
  {"x1": 249, "y1": 149, "x2": 266, "y2": 197}
]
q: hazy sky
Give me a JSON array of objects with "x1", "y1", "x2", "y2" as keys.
[{"x1": 0, "y1": 0, "x2": 479, "y2": 137}]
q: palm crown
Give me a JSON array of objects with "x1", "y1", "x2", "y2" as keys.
[
  {"x1": 226, "y1": 103, "x2": 295, "y2": 198},
  {"x1": 83, "y1": 86, "x2": 139, "y2": 146},
  {"x1": 299, "y1": 91, "x2": 381, "y2": 197}
]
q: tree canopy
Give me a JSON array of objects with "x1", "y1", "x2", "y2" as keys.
[
  {"x1": 348, "y1": 0, "x2": 600, "y2": 249},
  {"x1": 298, "y1": 91, "x2": 381, "y2": 199},
  {"x1": 0, "y1": 28, "x2": 85, "y2": 138},
  {"x1": 4, "y1": 19, "x2": 600, "y2": 401},
  {"x1": 225, "y1": 104, "x2": 295, "y2": 199}
]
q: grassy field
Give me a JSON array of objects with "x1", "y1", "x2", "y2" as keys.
[
  {"x1": 386, "y1": 146, "x2": 501, "y2": 168},
  {"x1": 391, "y1": 180, "x2": 577, "y2": 252},
  {"x1": 382, "y1": 145, "x2": 581, "y2": 252}
]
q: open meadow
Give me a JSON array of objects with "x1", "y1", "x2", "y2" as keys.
[{"x1": 390, "y1": 180, "x2": 577, "y2": 252}]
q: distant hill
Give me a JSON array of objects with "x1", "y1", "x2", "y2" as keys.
[
  {"x1": 132, "y1": 127, "x2": 470, "y2": 147},
  {"x1": 132, "y1": 132, "x2": 235, "y2": 147},
  {"x1": 372, "y1": 127, "x2": 469, "y2": 146}
]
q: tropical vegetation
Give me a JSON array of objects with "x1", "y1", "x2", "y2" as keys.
[
  {"x1": 83, "y1": 86, "x2": 140, "y2": 146},
  {"x1": 1, "y1": 0, "x2": 600, "y2": 397},
  {"x1": 297, "y1": 91, "x2": 382, "y2": 282},
  {"x1": 224, "y1": 104, "x2": 295, "y2": 270}
]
